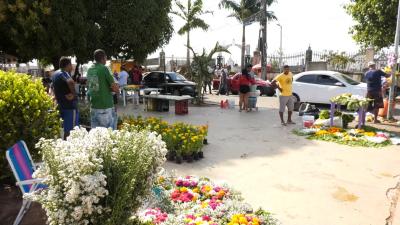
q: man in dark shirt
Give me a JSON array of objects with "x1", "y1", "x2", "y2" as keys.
[
  {"x1": 52, "y1": 57, "x2": 78, "y2": 139},
  {"x1": 364, "y1": 61, "x2": 390, "y2": 123}
]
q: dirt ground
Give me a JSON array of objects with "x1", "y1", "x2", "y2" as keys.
[
  {"x1": 120, "y1": 94, "x2": 400, "y2": 225},
  {"x1": 1, "y1": 94, "x2": 399, "y2": 225}
]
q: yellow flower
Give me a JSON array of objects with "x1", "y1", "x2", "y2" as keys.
[
  {"x1": 364, "y1": 132, "x2": 375, "y2": 137},
  {"x1": 315, "y1": 130, "x2": 329, "y2": 136},
  {"x1": 180, "y1": 187, "x2": 188, "y2": 192},
  {"x1": 239, "y1": 217, "x2": 248, "y2": 224}
]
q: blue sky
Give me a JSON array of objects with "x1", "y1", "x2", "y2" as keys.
[{"x1": 150, "y1": 0, "x2": 359, "y2": 64}]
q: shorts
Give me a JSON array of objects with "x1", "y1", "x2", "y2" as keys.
[
  {"x1": 239, "y1": 85, "x2": 250, "y2": 94},
  {"x1": 91, "y1": 107, "x2": 115, "y2": 129},
  {"x1": 60, "y1": 109, "x2": 79, "y2": 136},
  {"x1": 367, "y1": 91, "x2": 384, "y2": 110},
  {"x1": 279, "y1": 95, "x2": 294, "y2": 112}
]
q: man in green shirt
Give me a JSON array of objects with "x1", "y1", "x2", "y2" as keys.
[{"x1": 87, "y1": 49, "x2": 119, "y2": 129}]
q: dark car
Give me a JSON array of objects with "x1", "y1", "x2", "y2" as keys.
[{"x1": 142, "y1": 71, "x2": 197, "y2": 97}]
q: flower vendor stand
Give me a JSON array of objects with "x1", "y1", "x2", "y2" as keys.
[
  {"x1": 329, "y1": 94, "x2": 372, "y2": 129},
  {"x1": 329, "y1": 102, "x2": 366, "y2": 129}
]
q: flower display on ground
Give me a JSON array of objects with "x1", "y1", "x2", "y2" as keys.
[
  {"x1": 26, "y1": 127, "x2": 167, "y2": 225},
  {"x1": 294, "y1": 126, "x2": 398, "y2": 147},
  {"x1": 137, "y1": 173, "x2": 278, "y2": 225}
]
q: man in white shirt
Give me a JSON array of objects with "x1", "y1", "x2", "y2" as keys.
[{"x1": 118, "y1": 65, "x2": 129, "y2": 87}]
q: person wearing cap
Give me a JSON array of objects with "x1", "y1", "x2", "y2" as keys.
[{"x1": 364, "y1": 61, "x2": 390, "y2": 123}]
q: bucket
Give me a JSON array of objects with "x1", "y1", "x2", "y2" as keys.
[
  {"x1": 378, "y1": 98, "x2": 395, "y2": 117},
  {"x1": 302, "y1": 115, "x2": 315, "y2": 128},
  {"x1": 228, "y1": 99, "x2": 235, "y2": 109}
]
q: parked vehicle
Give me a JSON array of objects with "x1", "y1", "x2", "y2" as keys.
[
  {"x1": 229, "y1": 73, "x2": 275, "y2": 96},
  {"x1": 292, "y1": 71, "x2": 367, "y2": 107},
  {"x1": 142, "y1": 71, "x2": 197, "y2": 97}
]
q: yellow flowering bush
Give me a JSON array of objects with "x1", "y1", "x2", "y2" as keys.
[
  {"x1": 120, "y1": 116, "x2": 208, "y2": 161},
  {"x1": 0, "y1": 71, "x2": 61, "y2": 180}
]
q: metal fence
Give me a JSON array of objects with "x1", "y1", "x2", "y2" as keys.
[{"x1": 267, "y1": 49, "x2": 393, "y2": 73}]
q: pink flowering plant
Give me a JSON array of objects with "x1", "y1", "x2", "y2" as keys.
[{"x1": 136, "y1": 173, "x2": 278, "y2": 225}]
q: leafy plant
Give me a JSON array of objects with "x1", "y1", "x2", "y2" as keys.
[
  {"x1": 28, "y1": 127, "x2": 167, "y2": 225},
  {"x1": 188, "y1": 42, "x2": 230, "y2": 103},
  {"x1": 78, "y1": 101, "x2": 91, "y2": 126},
  {"x1": 120, "y1": 116, "x2": 208, "y2": 158},
  {"x1": 0, "y1": 71, "x2": 61, "y2": 181},
  {"x1": 319, "y1": 110, "x2": 330, "y2": 120}
]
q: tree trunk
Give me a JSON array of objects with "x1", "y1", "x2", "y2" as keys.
[
  {"x1": 186, "y1": 29, "x2": 191, "y2": 77},
  {"x1": 241, "y1": 23, "x2": 246, "y2": 69}
]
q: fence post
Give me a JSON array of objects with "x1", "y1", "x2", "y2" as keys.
[{"x1": 305, "y1": 46, "x2": 312, "y2": 71}]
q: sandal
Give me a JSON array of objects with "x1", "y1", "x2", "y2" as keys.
[
  {"x1": 287, "y1": 121, "x2": 296, "y2": 125},
  {"x1": 281, "y1": 122, "x2": 287, "y2": 126}
]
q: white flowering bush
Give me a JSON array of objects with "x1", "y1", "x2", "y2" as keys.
[{"x1": 27, "y1": 126, "x2": 167, "y2": 225}]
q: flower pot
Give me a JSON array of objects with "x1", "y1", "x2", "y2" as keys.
[
  {"x1": 198, "y1": 151, "x2": 204, "y2": 159},
  {"x1": 182, "y1": 155, "x2": 188, "y2": 160},
  {"x1": 175, "y1": 155, "x2": 183, "y2": 164},
  {"x1": 186, "y1": 155, "x2": 194, "y2": 163},
  {"x1": 203, "y1": 139, "x2": 208, "y2": 145},
  {"x1": 193, "y1": 152, "x2": 200, "y2": 160},
  {"x1": 167, "y1": 151, "x2": 176, "y2": 161}
]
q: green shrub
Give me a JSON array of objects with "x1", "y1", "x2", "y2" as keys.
[{"x1": 0, "y1": 70, "x2": 61, "y2": 180}]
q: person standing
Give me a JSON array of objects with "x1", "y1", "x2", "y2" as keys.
[
  {"x1": 364, "y1": 61, "x2": 390, "y2": 123},
  {"x1": 218, "y1": 67, "x2": 229, "y2": 95},
  {"x1": 238, "y1": 64, "x2": 255, "y2": 112},
  {"x1": 271, "y1": 65, "x2": 295, "y2": 126},
  {"x1": 52, "y1": 57, "x2": 78, "y2": 139},
  {"x1": 87, "y1": 49, "x2": 119, "y2": 129},
  {"x1": 118, "y1": 65, "x2": 129, "y2": 87}
]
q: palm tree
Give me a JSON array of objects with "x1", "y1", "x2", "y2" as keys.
[
  {"x1": 187, "y1": 42, "x2": 230, "y2": 103},
  {"x1": 219, "y1": 0, "x2": 276, "y2": 68},
  {"x1": 172, "y1": 0, "x2": 212, "y2": 72}
]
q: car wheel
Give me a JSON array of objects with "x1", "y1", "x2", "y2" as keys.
[{"x1": 292, "y1": 93, "x2": 301, "y2": 111}]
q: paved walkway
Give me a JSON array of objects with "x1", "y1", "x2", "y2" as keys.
[{"x1": 118, "y1": 95, "x2": 400, "y2": 225}]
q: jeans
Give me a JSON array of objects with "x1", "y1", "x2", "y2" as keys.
[
  {"x1": 60, "y1": 109, "x2": 79, "y2": 138},
  {"x1": 90, "y1": 108, "x2": 115, "y2": 129}
]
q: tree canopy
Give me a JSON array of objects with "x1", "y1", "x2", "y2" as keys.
[
  {"x1": 0, "y1": 0, "x2": 173, "y2": 68},
  {"x1": 346, "y1": 0, "x2": 399, "y2": 49},
  {"x1": 219, "y1": 0, "x2": 276, "y2": 22}
]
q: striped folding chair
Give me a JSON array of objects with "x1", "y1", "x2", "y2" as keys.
[{"x1": 6, "y1": 140, "x2": 45, "y2": 225}]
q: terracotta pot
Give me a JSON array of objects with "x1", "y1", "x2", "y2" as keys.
[
  {"x1": 193, "y1": 152, "x2": 200, "y2": 160},
  {"x1": 175, "y1": 155, "x2": 183, "y2": 164},
  {"x1": 167, "y1": 151, "x2": 176, "y2": 161},
  {"x1": 198, "y1": 151, "x2": 204, "y2": 158}
]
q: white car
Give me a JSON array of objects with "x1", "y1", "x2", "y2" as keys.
[{"x1": 292, "y1": 71, "x2": 367, "y2": 105}]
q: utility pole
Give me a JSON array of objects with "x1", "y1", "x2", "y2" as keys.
[
  {"x1": 387, "y1": 1, "x2": 400, "y2": 120},
  {"x1": 277, "y1": 23, "x2": 283, "y2": 71},
  {"x1": 261, "y1": 0, "x2": 267, "y2": 80}
]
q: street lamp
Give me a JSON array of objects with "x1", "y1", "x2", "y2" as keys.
[{"x1": 276, "y1": 23, "x2": 283, "y2": 70}]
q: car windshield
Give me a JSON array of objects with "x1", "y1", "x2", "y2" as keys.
[
  {"x1": 167, "y1": 73, "x2": 186, "y2": 81},
  {"x1": 334, "y1": 73, "x2": 360, "y2": 85}
]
